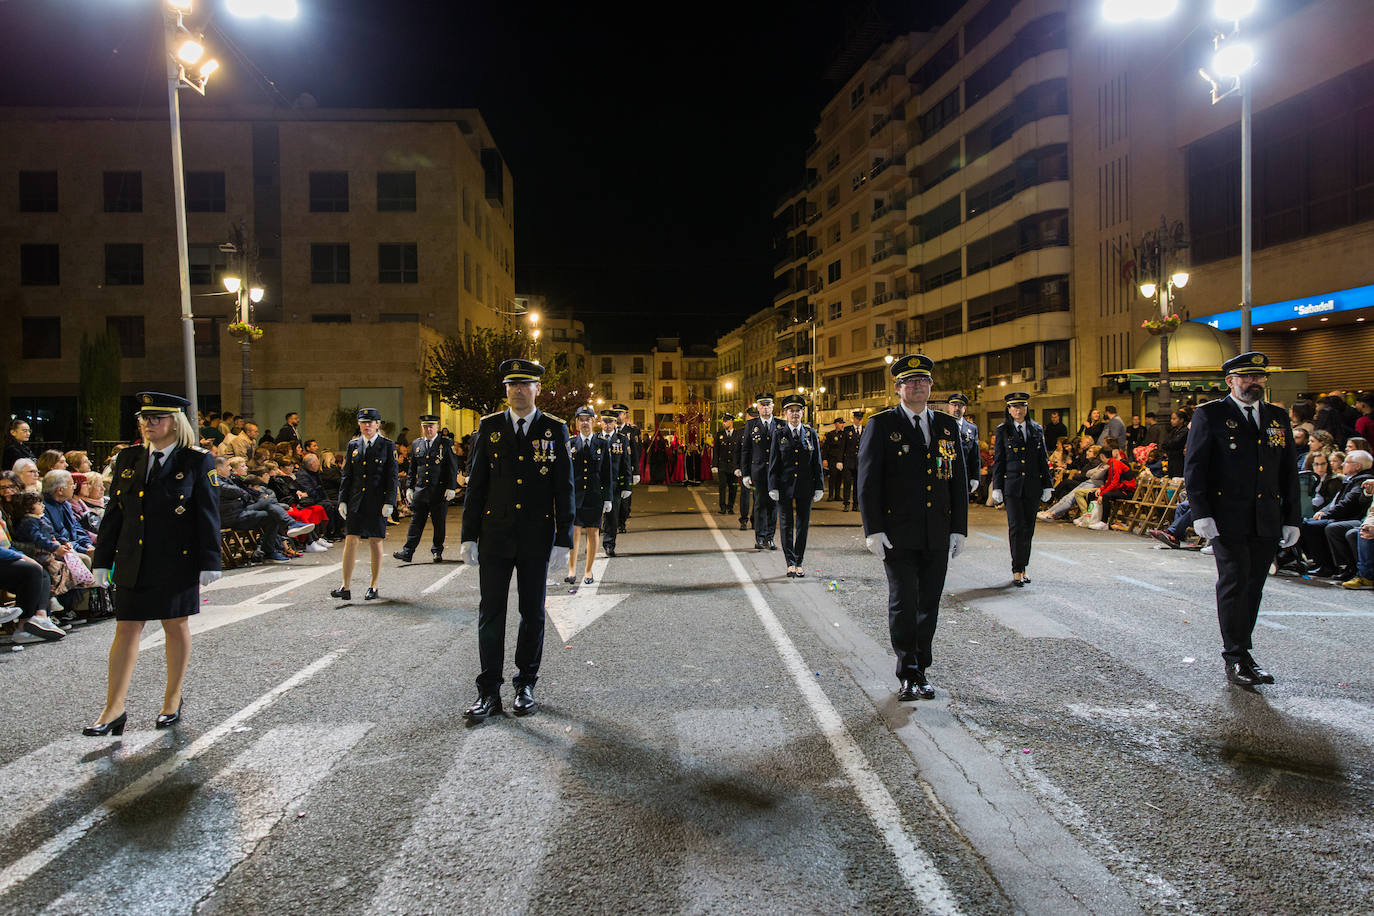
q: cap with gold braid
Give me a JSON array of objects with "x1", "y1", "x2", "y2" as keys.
[
  {"x1": 419, "y1": 413, "x2": 440, "y2": 423},
  {"x1": 137, "y1": 391, "x2": 190, "y2": 415},
  {"x1": 947, "y1": 392, "x2": 969, "y2": 406},
  {"x1": 574, "y1": 405, "x2": 596, "y2": 419},
  {"x1": 600, "y1": 409, "x2": 619, "y2": 421},
  {"x1": 780, "y1": 393, "x2": 806, "y2": 410},
  {"x1": 1003, "y1": 391, "x2": 1031, "y2": 407},
  {"x1": 499, "y1": 359, "x2": 545, "y2": 384},
  {"x1": 889, "y1": 354, "x2": 934, "y2": 381},
  {"x1": 1221, "y1": 351, "x2": 1270, "y2": 376}
]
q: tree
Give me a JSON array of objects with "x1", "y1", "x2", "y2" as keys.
[
  {"x1": 935, "y1": 358, "x2": 984, "y2": 405},
  {"x1": 534, "y1": 361, "x2": 594, "y2": 423},
  {"x1": 424, "y1": 327, "x2": 531, "y2": 417},
  {"x1": 79, "y1": 332, "x2": 122, "y2": 440}
]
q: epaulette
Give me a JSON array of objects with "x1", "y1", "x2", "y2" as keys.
[
  {"x1": 481, "y1": 411, "x2": 504, "y2": 422},
  {"x1": 190, "y1": 445, "x2": 208, "y2": 453},
  {"x1": 544, "y1": 414, "x2": 565, "y2": 426}
]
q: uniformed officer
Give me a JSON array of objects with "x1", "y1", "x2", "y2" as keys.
[
  {"x1": 947, "y1": 393, "x2": 982, "y2": 499},
  {"x1": 460, "y1": 359, "x2": 575, "y2": 719},
  {"x1": 741, "y1": 394, "x2": 781, "y2": 550},
  {"x1": 599, "y1": 409, "x2": 633, "y2": 558},
  {"x1": 395, "y1": 414, "x2": 458, "y2": 563},
  {"x1": 858, "y1": 356, "x2": 967, "y2": 701},
  {"x1": 331, "y1": 408, "x2": 399, "y2": 601},
  {"x1": 1184, "y1": 351, "x2": 1300, "y2": 687},
  {"x1": 989, "y1": 392, "x2": 1053, "y2": 587},
  {"x1": 767, "y1": 394, "x2": 824, "y2": 577},
  {"x1": 841, "y1": 409, "x2": 864, "y2": 511},
  {"x1": 614, "y1": 403, "x2": 642, "y2": 533},
  {"x1": 734, "y1": 406, "x2": 758, "y2": 530},
  {"x1": 566, "y1": 406, "x2": 612, "y2": 585},
  {"x1": 822, "y1": 418, "x2": 846, "y2": 502},
  {"x1": 711, "y1": 414, "x2": 740, "y2": 515},
  {"x1": 85, "y1": 392, "x2": 221, "y2": 736}
]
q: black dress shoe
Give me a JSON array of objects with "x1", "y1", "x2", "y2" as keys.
[
  {"x1": 755, "y1": 540, "x2": 765, "y2": 550},
  {"x1": 365, "y1": 587, "x2": 380, "y2": 600},
  {"x1": 1226, "y1": 661, "x2": 1260, "y2": 687},
  {"x1": 795, "y1": 568, "x2": 806, "y2": 578},
  {"x1": 1237, "y1": 657, "x2": 1275, "y2": 684},
  {"x1": 1021, "y1": 576, "x2": 1031, "y2": 585},
  {"x1": 464, "y1": 694, "x2": 502, "y2": 719},
  {"x1": 563, "y1": 575, "x2": 577, "y2": 584},
  {"x1": 605, "y1": 547, "x2": 616, "y2": 558},
  {"x1": 155, "y1": 699, "x2": 183, "y2": 729},
  {"x1": 618, "y1": 525, "x2": 627, "y2": 534},
  {"x1": 82, "y1": 711, "x2": 127, "y2": 737},
  {"x1": 767, "y1": 540, "x2": 777, "y2": 550},
  {"x1": 513, "y1": 684, "x2": 536, "y2": 716},
  {"x1": 897, "y1": 681, "x2": 919, "y2": 701},
  {"x1": 911, "y1": 669, "x2": 936, "y2": 699},
  {"x1": 739, "y1": 521, "x2": 749, "y2": 530},
  {"x1": 393, "y1": 550, "x2": 414, "y2": 562},
  {"x1": 432, "y1": 551, "x2": 443, "y2": 563},
  {"x1": 1013, "y1": 578, "x2": 1025, "y2": 587},
  {"x1": 330, "y1": 587, "x2": 351, "y2": 600},
  {"x1": 584, "y1": 576, "x2": 594, "y2": 584}
]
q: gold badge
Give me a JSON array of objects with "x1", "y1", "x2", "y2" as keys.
[
  {"x1": 490, "y1": 431, "x2": 501, "y2": 443},
  {"x1": 890, "y1": 432, "x2": 903, "y2": 442},
  {"x1": 174, "y1": 505, "x2": 186, "y2": 515},
  {"x1": 1226, "y1": 419, "x2": 1238, "y2": 428},
  {"x1": 544, "y1": 429, "x2": 552, "y2": 438},
  {"x1": 121, "y1": 469, "x2": 134, "y2": 479},
  {"x1": 1251, "y1": 354, "x2": 1264, "y2": 365},
  {"x1": 540, "y1": 466, "x2": 550, "y2": 475},
  {"x1": 207, "y1": 470, "x2": 220, "y2": 487},
  {"x1": 175, "y1": 472, "x2": 185, "y2": 480}
]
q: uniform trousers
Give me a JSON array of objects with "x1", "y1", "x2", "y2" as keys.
[
  {"x1": 617, "y1": 492, "x2": 632, "y2": 529},
  {"x1": 752, "y1": 487, "x2": 778, "y2": 540},
  {"x1": 840, "y1": 467, "x2": 856, "y2": 508},
  {"x1": 475, "y1": 549, "x2": 549, "y2": 692},
  {"x1": 403, "y1": 492, "x2": 448, "y2": 554},
  {"x1": 1005, "y1": 494, "x2": 1040, "y2": 572},
  {"x1": 777, "y1": 493, "x2": 812, "y2": 566},
  {"x1": 1210, "y1": 534, "x2": 1278, "y2": 662},
  {"x1": 826, "y1": 466, "x2": 842, "y2": 501},
  {"x1": 884, "y1": 545, "x2": 948, "y2": 678},
  {"x1": 738, "y1": 482, "x2": 752, "y2": 527},
  {"x1": 718, "y1": 474, "x2": 737, "y2": 513},
  {"x1": 601, "y1": 492, "x2": 621, "y2": 550}
]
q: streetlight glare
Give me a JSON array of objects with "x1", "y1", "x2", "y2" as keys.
[
  {"x1": 167, "y1": 0, "x2": 193, "y2": 10},
  {"x1": 175, "y1": 38, "x2": 204, "y2": 65},
  {"x1": 199, "y1": 59, "x2": 219, "y2": 79},
  {"x1": 249, "y1": 286, "x2": 265, "y2": 303},
  {"x1": 227, "y1": 0, "x2": 300, "y2": 19},
  {"x1": 1101, "y1": 0, "x2": 1135, "y2": 22},
  {"x1": 1140, "y1": 282, "x2": 1158, "y2": 298},
  {"x1": 222, "y1": 276, "x2": 242, "y2": 294},
  {"x1": 1213, "y1": 41, "x2": 1256, "y2": 78},
  {"x1": 1140, "y1": 0, "x2": 1180, "y2": 19},
  {"x1": 1214, "y1": 0, "x2": 1257, "y2": 19},
  {"x1": 1171, "y1": 271, "x2": 1190, "y2": 288}
]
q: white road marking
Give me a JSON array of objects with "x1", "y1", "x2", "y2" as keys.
[
  {"x1": 0, "y1": 734, "x2": 161, "y2": 840},
  {"x1": 544, "y1": 557, "x2": 627, "y2": 641},
  {"x1": 41, "y1": 723, "x2": 370, "y2": 915},
  {"x1": 690, "y1": 490, "x2": 962, "y2": 915},
  {"x1": 974, "y1": 532, "x2": 1002, "y2": 542},
  {"x1": 422, "y1": 563, "x2": 469, "y2": 594},
  {"x1": 1260, "y1": 610, "x2": 1374, "y2": 617},
  {"x1": 1113, "y1": 575, "x2": 1177, "y2": 596},
  {"x1": 1036, "y1": 551, "x2": 1079, "y2": 565},
  {"x1": 0, "y1": 649, "x2": 345, "y2": 900}
]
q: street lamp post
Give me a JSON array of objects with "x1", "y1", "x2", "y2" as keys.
[
  {"x1": 1137, "y1": 217, "x2": 1189, "y2": 415},
  {"x1": 221, "y1": 235, "x2": 264, "y2": 424}
]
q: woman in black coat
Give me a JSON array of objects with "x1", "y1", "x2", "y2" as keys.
[
  {"x1": 3, "y1": 419, "x2": 35, "y2": 472},
  {"x1": 1162, "y1": 409, "x2": 1190, "y2": 478},
  {"x1": 330, "y1": 408, "x2": 398, "y2": 602}
]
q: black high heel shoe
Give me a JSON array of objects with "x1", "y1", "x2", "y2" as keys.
[
  {"x1": 583, "y1": 576, "x2": 594, "y2": 584},
  {"x1": 82, "y1": 711, "x2": 127, "y2": 737},
  {"x1": 155, "y1": 699, "x2": 183, "y2": 729}
]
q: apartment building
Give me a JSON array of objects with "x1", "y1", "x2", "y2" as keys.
[
  {"x1": 515, "y1": 294, "x2": 589, "y2": 378},
  {"x1": 714, "y1": 326, "x2": 746, "y2": 419}
]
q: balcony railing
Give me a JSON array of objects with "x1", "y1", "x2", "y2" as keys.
[
  {"x1": 872, "y1": 199, "x2": 906, "y2": 221},
  {"x1": 869, "y1": 159, "x2": 892, "y2": 179},
  {"x1": 873, "y1": 290, "x2": 908, "y2": 306},
  {"x1": 872, "y1": 245, "x2": 907, "y2": 264}
]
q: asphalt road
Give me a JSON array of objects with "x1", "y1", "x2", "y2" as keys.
[{"x1": 1, "y1": 485, "x2": 1371, "y2": 915}]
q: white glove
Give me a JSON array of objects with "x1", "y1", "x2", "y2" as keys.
[
  {"x1": 768, "y1": 490, "x2": 780, "y2": 502},
  {"x1": 93, "y1": 568, "x2": 111, "y2": 588},
  {"x1": 836, "y1": 462, "x2": 843, "y2": 471},
  {"x1": 632, "y1": 475, "x2": 641, "y2": 485},
  {"x1": 199, "y1": 570, "x2": 222, "y2": 587},
  {"x1": 866, "y1": 532, "x2": 893, "y2": 560},
  {"x1": 710, "y1": 467, "x2": 718, "y2": 474},
  {"x1": 444, "y1": 489, "x2": 455, "y2": 502},
  {"x1": 406, "y1": 489, "x2": 415, "y2": 503},
  {"x1": 969, "y1": 479, "x2": 979, "y2": 494},
  {"x1": 382, "y1": 504, "x2": 393, "y2": 519},
  {"x1": 1279, "y1": 525, "x2": 1300, "y2": 548},
  {"x1": 548, "y1": 545, "x2": 569, "y2": 573},
  {"x1": 619, "y1": 490, "x2": 631, "y2": 499},
  {"x1": 459, "y1": 541, "x2": 479, "y2": 565},
  {"x1": 742, "y1": 476, "x2": 752, "y2": 489},
  {"x1": 812, "y1": 489, "x2": 824, "y2": 503},
  {"x1": 734, "y1": 469, "x2": 742, "y2": 478},
  {"x1": 990, "y1": 489, "x2": 1004, "y2": 505},
  {"x1": 1193, "y1": 517, "x2": 1219, "y2": 540},
  {"x1": 602, "y1": 500, "x2": 612, "y2": 513},
  {"x1": 949, "y1": 533, "x2": 965, "y2": 559},
  {"x1": 338, "y1": 503, "x2": 347, "y2": 520},
  {"x1": 1040, "y1": 488, "x2": 1053, "y2": 503}
]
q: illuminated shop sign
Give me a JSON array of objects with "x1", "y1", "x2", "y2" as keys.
[{"x1": 1193, "y1": 283, "x2": 1374, "y2": 330}]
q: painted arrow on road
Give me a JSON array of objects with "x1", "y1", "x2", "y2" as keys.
[{"x1": 544, "y1": 556, "x2": 628, "y2": 641}]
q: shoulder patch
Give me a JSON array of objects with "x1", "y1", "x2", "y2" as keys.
[
  {"x1": 481, "y1": 411, "x2": 505, "y2": 422},
  {"x1": 190, "y1": 445, "x2": 208, "y2": 454},
  {"x1": 208, "y1": 469, "x2": 221, "y2": 487}
]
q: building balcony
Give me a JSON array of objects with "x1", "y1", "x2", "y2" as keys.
[
  {"x1": 872, "y1": 245, "x2": 907, "y2": 267},
  {"x1": 872, "y1": 290, "x2": 908, "y2": 308},
  {"x1": 871, "y1": 199, "x2": 906, "y2": 232}
]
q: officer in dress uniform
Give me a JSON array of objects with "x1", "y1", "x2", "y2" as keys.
[
  {"x1": 460, "y1": 359, "x2": 575, "y2": 719},
  {"x1": 767, "y1": 394, "x2": 824, "y2": 577},
  {"x1": 822, "y1": 418, "x2": 846, "y2": 502},
  {"x1": 741, "y1": 394, "x2": 781, "y2": 550},
  {"x1": 990, "y1": 392, "x2": 1053, "y2": 587},
  {"x1": 84, "y1": 392, "x2": 221, "y2": 736},
  {"x1": 1184, "y1": 351, "x2": 1300, "y2": 687},
  {"x1": 614, "y1": 403, "x2": 642, "y2": 533},
  {"x1": 395, "y1": 414, "x2": 458, "y2": 563},
  {"x1": 565, "y1": 406, "x2": 612, "y2": 584},
  {"x1": 841, "y1": 409, "x2": 864, "y2": 511},
  {"x1": 858, "y1": 356, "x2": 967, "y2": 701},
  {"x1": 330, "y1": 408, "x2": 398, "y2": 602},
  {"x1": 599, "y1": 409, "x2": 633, "y2": 558},
  {"x1": 711, "y1": 415, "x2": 740, "y2": 515},
  {"x1": 734, "y1": 407, "x2": 757, "y2": 529},
  {"x1": 947, "y1": 393, "x2": 983, "y2": 500}
]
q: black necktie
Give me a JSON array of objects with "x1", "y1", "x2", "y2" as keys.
[
  {"x1": 912, "y1": 412, "x2": 925, "y2": 448},
  {"x1": 149, "y1": 451, "x2": 163, "y2": 482},
  {"x1": 517, "y1": 418, "x2": 526, "y2": 440},
  {"x1": 1244, "y1": 406, "x2": 1257, "y2": 431}
]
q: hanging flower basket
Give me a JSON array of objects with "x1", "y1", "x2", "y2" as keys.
[
  {"x1": 227, "y1": 321, "x2": 264, "y2": 341},
  {"x1": 1140, "y1": 314, "x2": 1183, "y2": 336}
]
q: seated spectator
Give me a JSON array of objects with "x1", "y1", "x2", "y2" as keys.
[
  {"x1": 1041, "y1": 446, "x2": 1109, "y2": 520},
  {"x1": 295, "y1": 453, "x2": 341, "y2": 543},
  {"x1": 199, "y1": 411, "x2": 225, "y2": 450},
  {"x1": 100, "y1": 444, "x2": 129, "y2": 481},
  {"x1": 215, "y1": 457, "x2": 311, "y2": 562},
  {"x1": 318, "y1": 451, "x2": 343, "y2": 502},
  {"x1": 1299, "y1": 450, "x2": 1374, "y2": 579},
  {"x1": 42, "y1": 469, "x2": 94, "y2": 558},
  {"x1": 0, "y1": 473, "x2": 20, "y2": 527},
  {"x1": 0, "y1": 510, "x2": 65, "y2": 642},
  {"x1": 12, "y1": 490, "x2": 90, "y2": 621},
  {"x1": 1340, "y1": 478, "x2": 1374, "y2": 589},
  {"x1": 1301, "y1": 429, "x2": 1336, "y2": 471},
  {"x1": 35, "y1": 449, "x2": 67, "y2": 478},
  {"x1": 1148, "y1": 493, "x2": 1199, "y2": 548},
  {"x1": 3, "y1": 419, "x2": 36, "y2": 472},
  {"x1": 1347, "y1": 437, "x2": 1371, "y2": 455},
  {"x1": 1307, "y1": 452, "x2": 1345, "y2": 514},
  {"x1": 64, "y1": 450, "x2": 93, "y2": 474},
  {"x1": 12, "y1": 458, "x2": 41, "y2": 495},
  {"x1": 1314, "y1": 396, "x2": 1355, "y2": 445},
  {"x1": 1075, "y1": 446, "x2": 1136, "y2": 528},
  {"x1": 220, "y1": 421, "x2": 259, "y2": 459},
  {"x1": 75, "y1": 472, "x2": 107, "y2": 533}
]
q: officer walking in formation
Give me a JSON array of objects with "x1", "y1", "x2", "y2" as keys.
[
  {"x1": 734, "y1": 406, "x2": 758, "y2": 530},
  {"x1": 822, "y1": 418, "x2": 846, "y2": 503},
  {"x1": 989, "y1": 392, "x2": 1053, "y2": 587},
  {"x1": 947, "y1": 393, "x2": 982, "y2": 499},
  {"x1": 1184, "y1": 352, "x2": 1300, "y2": 687},
  {"x1": 599, "y1": 409, "x2": 633, "y2": 558},
  {"x1": 614, "y1": 403, "x2": 641, "y2": 534},
  {"x1": 460, "y1": 359, "x2": 574, "y2": 720},
  {"x1": 711, "y1": 414, "x2": 739, "y2": 515},
  {"x1": 741, "y1": 394, "x2": 780, "y2": 550},
  {"x1": 840, "y1": 408, "x2": 863, "y2": 511},
  {"x1": 331, "y1": 408, "x2": 398, "y2": 601},
  {"x1": 858, "y1": 356, "x2": 967, "y2": 701},
  {"x1": 565, "y1": 406, "x2": 612, "y2": 585},
  {"x1": 767, "y1": 394, "x2": 824, "y2": 577},
  {"x1": 395, "y1": 414, "x2": 458, "y2": 564}
]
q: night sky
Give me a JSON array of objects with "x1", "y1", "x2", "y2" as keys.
[{"x1": 0, "y1": 0, "x2": 960, "y2": 349}]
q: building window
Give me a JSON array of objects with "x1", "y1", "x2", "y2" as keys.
[
  {"x1": 633, "y1": 382, "x2": 646, "y2": 400},
  {"x1": 474, "y1": 262, "x2": 483, "y2": 300},
  {"x1": 106, "y1": 316, "x2": 146, "y2": 358},
  {"x1": 917, "y1": 195, "x2": 962, "y2": 243},
  {"x1": 377, "y1": 171, "x2": 417, "y2": 212},
  {"x1": 185, "y1": 171, "x2": 226, "y2": 212},
  {"x1": 104, "y1": 243, "x2": 144, "y2": 285},
  {"x1": 917, "y1": 89, "x2": 960, "y2": 142},
  {"x1": 967, "y1": 276, "x2": 1069, "y2": 330},
  {"x1": 827, "y1": 259, "x2": 842, "y2": 283},
  {"x1": 913, "y1": 37, "x2": 959, "y2": 92},
  {"x1": 1043, "y1": 340, "x2": 1071, "y2": 378},
  {"x1": 661, "y1": 361, "x2": 675, "y2": 379},
  {"x1": 20, "y1": 243, "x2": 59, "y2": 285},
  {"x1": 661, "y1": 385, "x2": 674, "y2": 402},
  {"x1": 633, "y1": 357, "x2": 645, "y2": 373},
  {"x1": 850, "y1": 211, "x2": 860, "y2": 232},
  {"x1": 311, "y1": 243, "x2": 351, "y2": 284},
  {"x1": 311, "y1": 313, "x2": 352, "y2": 323},
  {"x1": 193, "y1": 317, "x2": 220, "y2": 357},
  {"x1": 22, "y1": 317, "x2": 60, "y2": 359},
  {"x1": 309, "y1": 171, "x2": 349, "y2": 212},
  {"x1": 188, "y1": 243, "x2": 229, "y2": 286},
  {"x1": 919, "y1": 251, "x2": 962, "y2": 292},
  {"x1": 850, "y1": 83, "x2": 865, "y2": 109},
  {"x1": 19, "y1": 171, "x2": 58, "y2": 212},
  {"x1": 601, "y1": 357, "x2": 613, "y2": 374},
  {"x1": 378, "y1": 243, "x2": 418, "y2": 284},
  {"x1": 463, "y1": 251, "x2": 472, "y2": 292},
  {"x1": 103, "y1": 171, "x2": 142, "y2": 212},
  {"x1": 924, "y1": 305, "x2": 964, "y2": 342},
  {"x1": 461, "y1": 186, "x2": 471, "y2": 224},
  {"x1": 850, "y1": 328, "x2": 865, "y2": 352},
  {"x1": 826, "y1": 187, "x2": 839, "y2": 209},
  {"x1": 828, "y1": 335, "x2": 838, "y2": 357}
]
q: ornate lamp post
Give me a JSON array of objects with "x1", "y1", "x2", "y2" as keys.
[{"x1": 1136, "y1": 217, "x2": 1190, "y2": 414}]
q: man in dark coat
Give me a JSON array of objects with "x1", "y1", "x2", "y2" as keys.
[
  {"x1": 741, "y1": 394, "x2": 780, "y2": 550},
  {"x1": 276, "y1": 411, "x2": 301, "y2": 444},
  {"x1": 841, "y1": 408, "x2": 864, "y2": 511},
  {"x1": 990, "y1": 391, "x2": 1054, "y2": 586},
  {"x1": 614, "y1": 403, "x2": 641, "y2": 533},
  {"x1": 821, "y1": 418, "x2": 845, "y2": 502},
  {"x1": 712, "y1": 415, "x2": 740, "y2": 515},
  {"x1": 947, "y1": 393, "x2": 982, "y2": 500},
  {"x1": 858, "y1": 356, "x2": 967, "y2": 701},
  {"x1": 599, "y1": 410, "x2": 634, "y2": 557},
  {"x1": 767, "y1": 394, "x2": 824, "y2": 577},
  {"x1": 395, "y1": 414, "x2": 459, "y2": 563},
  {"x1": 330, "y1": 408, "x2": 398, "y2": 602},
  {"x1": 460, "y1": 359, "x2": 575, "y2": 719},
  {"x1": 733, "y1": 406, "x2": 757, "y2": 530},
  {"x1": 1185, "y1": 351, "x2": 1301, "y2": 687}
]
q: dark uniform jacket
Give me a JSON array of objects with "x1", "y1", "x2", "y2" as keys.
[
  {"x1": 407, "y1": 435, "x2": 458, "y2": 499},
  {"x1": 620, "y1": 423, "x2": 643, "y2": 480},
  {"x1": 821, "y1": 429, "x2": 844, "y2": 467},
  {"x1": 841, "y1": 424, "x2": 861, "y2": 467},
  {"x1": 954, "y1": 416, "x2": 981, "y2": 480},
  {"x1": 604, "y1": 431, "x2": 633, "y2": 492},
  {"x1": 767, "y1": 424, "x2": 824, "y2": 499},
  {"x1": 858, "y1": 408, "x2": 968, "y2": 550},
  {"x1": 714, "y1": 428, "x2": 739, "y2": 475},
  {"x1": 461, "y1": 410, "x2": 575, "y2": 558},
  {"x1": 339, "y1": 435, "x2": 399, "y2": 516},
  {"x1": 93, "y1": 444, "x2": 221, "y2": 589},
  {"x1": 570, "y1": 433, "x2": 612, "y2": 512},
  {"x1": 1185, "y1": 398, "x2": 1301, "y2": 537},
  {"x1": 742, "y1": 416, "x2": 782, "y2": 484},
  {"x1": 991, "y1": 420, "x2": 1052, "y2": 496}
]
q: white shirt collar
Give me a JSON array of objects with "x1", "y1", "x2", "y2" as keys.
[
  {"x1": 898, "y1": 403, "x2": 928, "y2": 425},
  {"x1": 1228, "y1": 394, "x2": 1263, "y2": 414},
  {"x1": 151, "y1": 443, "x2": 176, "y2": 461},
  {"x1": 507, "y1": 407, "x2": 539, "y2": 428}
]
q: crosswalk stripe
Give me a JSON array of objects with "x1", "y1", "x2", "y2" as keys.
[
  {"x1": 422, "y1": 563, "x2": 469, "y2": 594},
  {"x1": 0, "y1": 734, "x2": 161, "y2": 841}
]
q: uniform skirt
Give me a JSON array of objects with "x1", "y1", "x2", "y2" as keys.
[
  {"x1": 574, "y1": 503, "x2": 603, "y2": 528},
  {"x1": 345, "y1": 511, "x2": 387, "y2": 539},
  {"x1": 115, "y1": 580, "x2": 200, "y2": 621}
]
